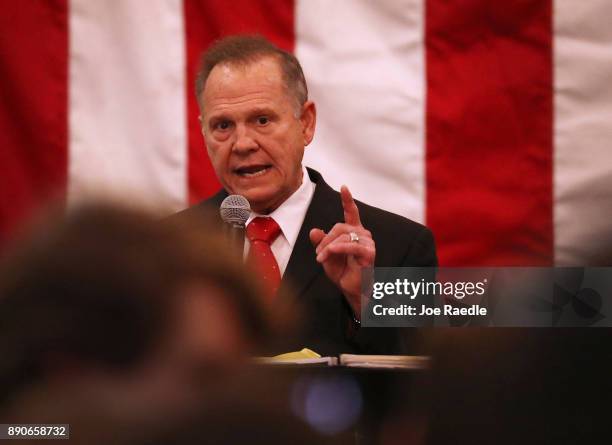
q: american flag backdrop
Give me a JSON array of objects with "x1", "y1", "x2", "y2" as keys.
[{"x1": 1, "y1": 0, "x2": 611, "y2": 266}]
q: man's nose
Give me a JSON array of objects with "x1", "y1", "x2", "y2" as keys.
[{"x1": 232, "y1": 124, "x2": 258, "y2": 154}]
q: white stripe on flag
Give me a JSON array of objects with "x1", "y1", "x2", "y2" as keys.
[
  {"x1": 554, "y1": 0, "x2": 612, "y2": 265},
  {"x1": 68, "y1": 0, "x2": 186, "y2": 211},
  {"x1": 296, "y1": 0, "x2": 426, "y2": 222}
]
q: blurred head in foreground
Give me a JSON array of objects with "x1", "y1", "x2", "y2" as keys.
[{"x1": 0, "y1": 203, "x2": 282, "y2": 441}]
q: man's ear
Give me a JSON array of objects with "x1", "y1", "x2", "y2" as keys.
[
  {"x1": 198, "y1": 115, "x2": 206, "y2": 136},
  {"x1": 300, "y1": 101, "x2": 316, "y2": 146}
]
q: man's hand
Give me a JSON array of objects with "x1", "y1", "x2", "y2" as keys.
[{"x1": 309, "y1": 186, "x2": 375, "y2": 319}]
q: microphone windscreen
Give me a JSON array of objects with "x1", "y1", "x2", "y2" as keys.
[{"x1": 220, "y1": 195, "x2": 251, "y2": 226}]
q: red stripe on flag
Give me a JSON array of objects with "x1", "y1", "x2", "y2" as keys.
[
  {"x1": 0, "y1": 0, "x2": 68, "y2": 248},
  {"x1": 425, "y1": 1, "x2": 553, "y2": 266},
  {"x1": 184, "y1": 0, "x2": 295, "y2": 204}
]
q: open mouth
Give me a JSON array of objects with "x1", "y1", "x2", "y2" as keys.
[{"x1": 233, "y1": 164, "x2": 272, "y2": 178}]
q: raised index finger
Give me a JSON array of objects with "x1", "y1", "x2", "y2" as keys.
[{"x1": 341, "y1": 185, "x2": 361, "y2": 226}]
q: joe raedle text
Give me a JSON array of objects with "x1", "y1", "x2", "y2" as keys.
[{"x1": 372, "y1": 303, "x2": 487, "y2": 317}]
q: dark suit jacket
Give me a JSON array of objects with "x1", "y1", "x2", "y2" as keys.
[{"x1": 174, "y1": 168, "x2": 437, "y2": 355}]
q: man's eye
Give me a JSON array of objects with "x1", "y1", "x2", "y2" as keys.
[
  {"x1": 215, "y1": 121, "x2": 231, "y2": 130},
  {"x1": 256, "y1": 116, "x2": 269, "y2": 125}
]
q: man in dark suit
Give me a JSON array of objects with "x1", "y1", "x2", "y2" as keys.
[{"x1": 178, "y1": 35, "x2": 437, "y2": 355}]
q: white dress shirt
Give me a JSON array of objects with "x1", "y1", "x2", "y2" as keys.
[{"x1": 244, "y1": 165, "x2": 315, "y2": 276}]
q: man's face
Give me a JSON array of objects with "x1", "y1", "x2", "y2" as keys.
[{"x1": 200, "y1": 56, "x2": 315, "y2": 214}]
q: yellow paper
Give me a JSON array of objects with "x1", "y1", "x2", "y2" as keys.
[{"x1": 272, "y1": 348, "x2": 321, "y2": 361}]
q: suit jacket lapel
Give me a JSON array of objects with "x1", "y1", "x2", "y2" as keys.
[{"x1": 281, "y1": 169, "x2": 343, "y2": 298}]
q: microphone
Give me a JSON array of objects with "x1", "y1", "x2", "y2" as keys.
[{"x1": 220, "y1": 195, "x2": 251, "y2": 256}]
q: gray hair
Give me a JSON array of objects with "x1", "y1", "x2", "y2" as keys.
[{"x1": 195, "y1": 35, "x2": 308, "y2": 114}]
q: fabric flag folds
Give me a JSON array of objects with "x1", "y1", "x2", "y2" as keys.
[{"x1": 1, "y1": 0, "x2": 611, "y2": 266}]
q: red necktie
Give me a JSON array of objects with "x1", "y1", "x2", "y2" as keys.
[{"x1": 246, "y1": 217, "x2": 282, "y2": 298}]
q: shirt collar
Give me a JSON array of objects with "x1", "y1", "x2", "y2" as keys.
[{"x1": 246, "y1": 165, "x2": 315, "y2": 248}]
